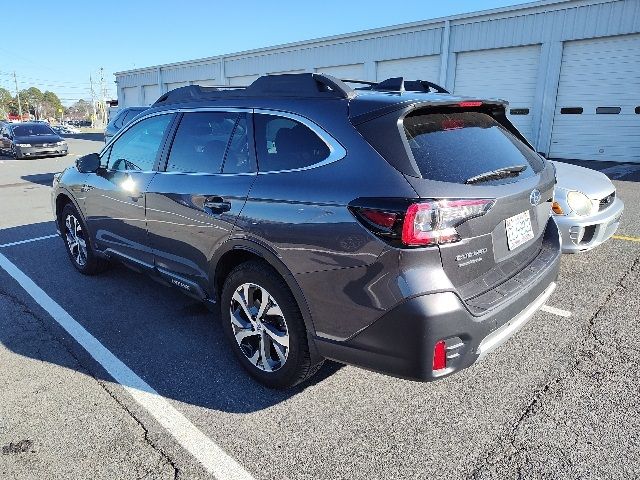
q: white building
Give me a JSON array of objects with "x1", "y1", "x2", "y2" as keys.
[{"x1": 114, "y1": 0, "x2": 640, "y2": 162}]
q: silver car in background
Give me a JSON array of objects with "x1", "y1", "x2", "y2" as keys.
[{"x1": 551, "y1": 161, "x2": 624, "y2": 253}]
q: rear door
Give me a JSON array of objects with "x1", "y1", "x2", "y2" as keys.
[
  {"x1": 84, "y1": 112, "x2": 175, "y2": 268},
  {"x1": 145, "y1": 110, "x2": 256, "y2": 295}
]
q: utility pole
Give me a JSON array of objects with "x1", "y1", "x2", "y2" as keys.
[
  {"x1": 99, "y1": 67, "x2": 106, "y2": 128},
  {"x1": 89, "y1": 74, "x2": 97, "y2": 128},
  {"x1": 13, "y1": 72, "x2": 22, "y2": 120}
]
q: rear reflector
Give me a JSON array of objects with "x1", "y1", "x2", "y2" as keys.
[{"x1": 433, "y1": 340, "x2": 446, "y2": 371}]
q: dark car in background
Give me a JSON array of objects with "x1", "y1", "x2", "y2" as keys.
[
  {"x1": 104, "y1": 106, "x2": 147, "y2": 143},
  {"x1": 0, "y1": 122, "x2": 68, "y2": 159},
  {"x1": 52, "y1": 73, "x2": 560, "y2": 388}
]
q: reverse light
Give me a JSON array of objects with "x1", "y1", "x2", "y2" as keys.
[
  {"x1": 433, "y1": 340, "x2": 446, "y2": 371},
  {"x1": 402, "y1": 199, "x2": 494, "y2": 246}
]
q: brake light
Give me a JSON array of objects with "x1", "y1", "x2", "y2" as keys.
[
  {"x1": 401, "y1": 199, "x2": 494, "y2": 246},
  {"x1": 433, "y1": 340, "x2": 446, "y2": 371},
  {"x1": 458, "y1": 101, "x2": 483, "y2": 108}
]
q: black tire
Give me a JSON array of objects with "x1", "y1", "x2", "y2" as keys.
[
  {"x1": 220, "y1": 261, "x2": 323, "y2": 389},
  {"x1": 60, "y1": 203, "x2": 108, "y2": 275},
  {"x1": 11, "y1": 146, "x2": 21, "y2": 159}
]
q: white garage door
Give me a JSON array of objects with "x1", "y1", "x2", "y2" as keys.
[
  {"x1": 165, "y1": 81, "x2": 188, "y2": 92},
  {"x1": 454, "y1": 45, "x2": 540, "y2": 143},
  {"x1": 316, "y1": 64, "x2": 365, "y2": 82},
  {"x1": 376, "y1": 55, "x2": 440, "y2": 83},
  {"x1": 142, "y1": 84, "x2": 160, "y2": 105},
  {"x1": 121, "y1": 87, "x2": 138, "y2": 107},
  {"x1": 228, "y1": 74, "x2": 260, "y2": 86},
  {"x1": 194, "y1": 79, "x2": 219, "y2": 87},
  {"x1": 550, "y1": 35, "x2": 640, "y2": 162},
  {"x1": 268, "y1": 69, "x2": 305, "y2": 76}
]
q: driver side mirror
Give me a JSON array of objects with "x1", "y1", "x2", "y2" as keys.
[{"x1": 76, "y1": 153, "x2": 100, "y2": 173}]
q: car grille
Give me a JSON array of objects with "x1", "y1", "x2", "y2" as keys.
[{"x1": 599, "y1": 192, "x2": 615, "y2": 211}]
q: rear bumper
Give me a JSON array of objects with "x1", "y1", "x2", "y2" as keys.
[
  {"x1": 315, "y1": 221, "x2": 561, "y2": 381},
  {"x1": 554, "y1": 197, "x2": 623, "y2": 253}
]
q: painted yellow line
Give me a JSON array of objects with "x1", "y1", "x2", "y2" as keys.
[{"x1": 612, "y1": 235, "x2": 640, "y2": 243}]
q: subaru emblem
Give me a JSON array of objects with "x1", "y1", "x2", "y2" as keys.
[{"x1": 530, "y1": 189, "x2": 541, "y2": 206}]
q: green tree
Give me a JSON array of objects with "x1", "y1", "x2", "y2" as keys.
[
  {"x1": 20, "y1": 87, "x2": 44, "y2": 119},
  {"x1": 0, "y1": 88, "x2": 12, "y2": 119},
  {"x1": 42, "y1": 91, "x2": 63, "y2": 119}
]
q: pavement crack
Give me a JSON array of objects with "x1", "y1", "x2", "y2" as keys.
[
  {"x1": 95, "y1": 378, "x2": 180, "y2": 480},
  {"x1": 468, "y1": 251, "x2": 640, "y2": 479},
  {"x1": 0, "y1": 285, "x2": 179, "y2": 479}
]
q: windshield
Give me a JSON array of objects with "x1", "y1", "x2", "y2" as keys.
[
  {"x1": 12, "y1": 124, "x2": 56, "y2": 136},
  {"x1": 403, "y1": 111, "x2": 544, "y2": 184}
]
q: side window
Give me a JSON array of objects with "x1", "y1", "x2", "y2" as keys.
[
  {"x1": 254, "y1": 114, "x2": 330, "y2": 172},
  {"x1": 222, "y1": 116, "x2": 253, "y2": 174},
  {"x1": 166, "y1": 111, "x2": 239, "y2": 174},
  {"x1": 108, "y1": 114, "x2": 173, "y2": 171}
]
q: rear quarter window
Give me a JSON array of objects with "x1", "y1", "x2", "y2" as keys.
[
  {"x1": 403, "y1": 111, "x2": 544, "y2": 184},
  {"x1": 254, "y1": 114, "x2": 330, "y2": 172}
]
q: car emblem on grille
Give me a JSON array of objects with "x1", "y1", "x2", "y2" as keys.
[{"x1": 529, "y1": 189, "x2": 541, "y2": 206}]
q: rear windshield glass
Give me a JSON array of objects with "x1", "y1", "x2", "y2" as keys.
[{"x1": 403, "y1": 112, "x2": 544, "y2": 184}]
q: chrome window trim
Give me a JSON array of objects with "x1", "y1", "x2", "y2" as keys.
[{"x1": 101, "y1": 107, "x2": 346, "y2": 175}]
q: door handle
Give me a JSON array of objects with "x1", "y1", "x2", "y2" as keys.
[{"x1": 203, "y1": 196, "x2": 231, "y2": 213}]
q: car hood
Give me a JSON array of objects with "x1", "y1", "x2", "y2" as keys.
[
  {"x1": 551, "y1": 161, "x2": 615, "y2": 199},
  {"x1": 14, "y1": 135, "x2": 63, "y2": 145}
]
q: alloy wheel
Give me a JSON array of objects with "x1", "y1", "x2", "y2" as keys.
[
  {"x1": 229, "y1": 283, "x2": 290, "y2": 372},
  {"x1": 65, "y1": 214, "x2": 88, "y2": 267}
]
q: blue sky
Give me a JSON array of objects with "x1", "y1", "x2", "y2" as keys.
[{"x1": 0, "y1": 0, "x2": 533, "y2": 105}]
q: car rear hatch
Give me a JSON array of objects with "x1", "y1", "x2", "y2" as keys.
[{"x1": 352, "y1": 99, "x2": 556, "y2": 312}]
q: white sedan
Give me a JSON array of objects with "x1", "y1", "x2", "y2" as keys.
[{"x1": 551, "y1": 161, "x2": 624, "y2": 253}]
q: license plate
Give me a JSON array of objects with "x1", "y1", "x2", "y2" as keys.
[{"x1": 505, "y1": 210, "x2": 534, "y2": 250}]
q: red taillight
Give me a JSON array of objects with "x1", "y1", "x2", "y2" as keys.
[
  {"x1": 401, "y1": 199, "x2": 494, "y2": 246},
  {"x1": 359, "y1": 208, "x2": 398, "y2": 229},
  {"x1": 433, "y1": 340, "x2": 446, "y2": 371},
  {"x1": 457, "y1": 101, "x2": 483, "y2": 108}
]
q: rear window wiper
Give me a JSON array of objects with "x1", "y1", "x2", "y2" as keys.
[{"x1": 465, "y1": 164, "x2": 527, "y2": 185}]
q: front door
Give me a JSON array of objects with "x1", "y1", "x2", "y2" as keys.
[
  {"x1": 83, "y1": 113, "x2": 175, "y2": 268},
  {"x1": 146, "y1": 110, "x2": 256, "y2": 295}
]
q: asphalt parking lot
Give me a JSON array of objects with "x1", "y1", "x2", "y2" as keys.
[{"x1": 1, "y1": 136, "x2": 639, "y2": 479}]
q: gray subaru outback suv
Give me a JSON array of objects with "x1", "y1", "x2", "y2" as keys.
[{"x1": 52, "y1": 74, "x2": 561, "y2": 388}]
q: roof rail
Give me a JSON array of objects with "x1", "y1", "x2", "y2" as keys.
[
  {"x1": 152, "y1": 73, "x2": 355, "y2": 105},
  {"x1": 244, "y1": 73, "x2": 355, "y2": 99},
  {"x1": 153, "y1": 85, "x2": 246, "y2": 105},
  {"x1": 351, "y1": 76, "x2": 450, "y2": 94}
]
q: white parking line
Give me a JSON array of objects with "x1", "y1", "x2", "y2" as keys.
[
  {"x1": 0, "y1": 234, "x2": 58, "y2": 248},
  {"x1": 541, "y1": 305, "x2": 572, "y2": 318},
  {"x1": 0, "y1": 251, "x2": 255, "y2": 480}
]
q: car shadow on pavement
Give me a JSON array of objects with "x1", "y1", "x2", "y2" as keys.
[
  {"x1": 60, "y1": 132, "x2": 104, "y2": 142},
  {"x1": 21, "y1": 173, "x2": 57, "y2": 187},
  {"x1": 0, "y1": 221, "x2": 343, "y2": 414}
]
